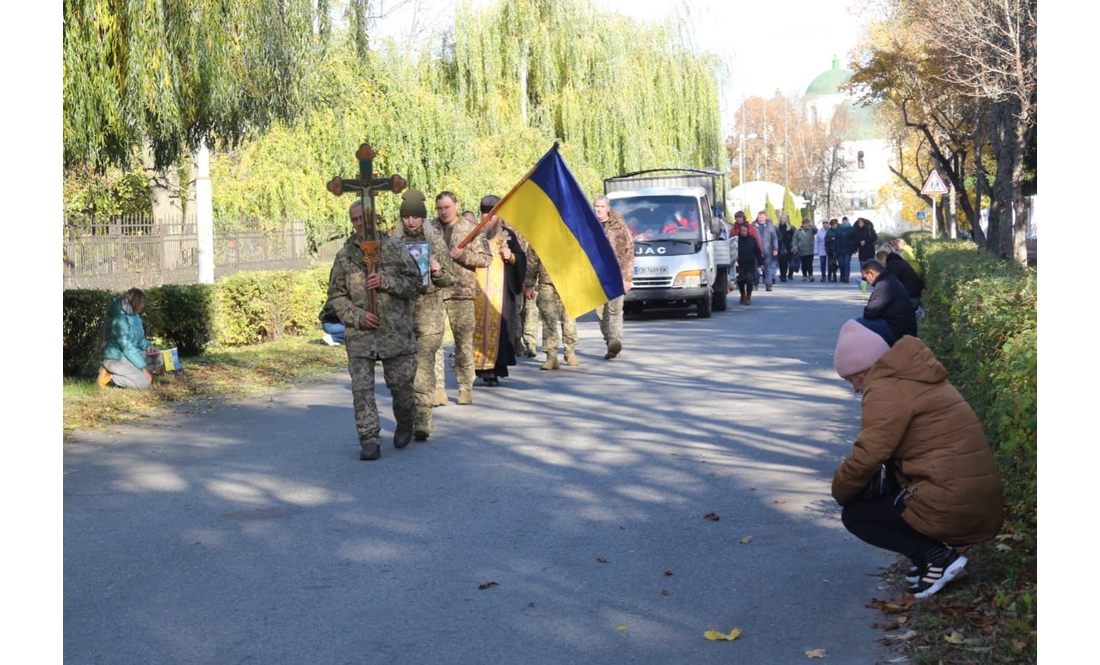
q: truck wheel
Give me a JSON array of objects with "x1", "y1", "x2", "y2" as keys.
[
  {"x1": 624, "y1": 302, "x2": 642, "y2": 315},
  {"x1": 713, "y1": 269, "x2": 728, "y2": 312},
  {"x1": 697, "y1": 294, "x2": 712, "y2": 319}
]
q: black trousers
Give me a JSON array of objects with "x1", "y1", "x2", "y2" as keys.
[
  {"x1": 841, "y1": 493, "x2": 945, "y2": 565},
  {"x1": 800, "y1": 255, "x2": 814, "y2": 276},
  {"x1": 777, "y1": 253, "x2": 791, "y2": 279},
  {"x1": 736, "y1": 263, "x2": 756, "y2": 296}
]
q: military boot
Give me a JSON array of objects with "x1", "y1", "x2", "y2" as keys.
[
  {"x1": 359, "y1": 440, "x2": 381, "y2": 461},
  {"x1": 540, "y1": 353, "x2": 560, "y2": 370},
  {"x1": 564, "y1": 349, "x2": 580, "y2": 366},
  {"x1": 393, "y1": 426, "x2": 413, "y2": 449},
  {"x1": 457, "y1": 386, "x2": 473, "y2": 405},
  {"x1": 434, "y1": 387, "x2": 448, "y2": 406},
  {"x1": 414, "y1": 407, "x2": 433, "y2": 441}
]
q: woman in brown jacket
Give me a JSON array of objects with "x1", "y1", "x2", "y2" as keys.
[{"x1": 831, "y1": 320, "x2": 1004, "y2": 598}]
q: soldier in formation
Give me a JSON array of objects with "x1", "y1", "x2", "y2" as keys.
[
  {"x1": 390, "y1": 189, "x2": 456, "y2": 441},
  {"x1": 326, "y1": 200, "x2": 422, "y2": 461}
]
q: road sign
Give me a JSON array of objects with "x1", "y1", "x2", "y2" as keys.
[
  {"x1": 916, "y1": 211, "x2": 926, "y2": 221},
  {"x1": 921, "y1": 170, "x2": 949, "y2": 195}
]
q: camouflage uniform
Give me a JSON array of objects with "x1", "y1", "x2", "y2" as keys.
[
  {"x1": 511, "y1": 228, "x2": 539, "y2": 356},
  {"x1": 596, "y1": 210, "x2": 635, "y2": 358},
  {"x1": 433, "y1": 216, "x2": 492, "y2": 402},
  {"x1": 327, "y1": 234, "x2": 422, "y2": 455},
  {"x1": 525, "y1": 244, "x2": 577, "y2": 369},
  {"x1": 392, "y1": 223, "x2": 456, "y2": 439}
]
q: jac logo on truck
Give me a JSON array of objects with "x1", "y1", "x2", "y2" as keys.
[{"x1": 635, "y1": 246, "x2": 667, "y2": 255}]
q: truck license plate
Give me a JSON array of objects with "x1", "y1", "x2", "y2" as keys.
[{"x1": 635, "y1": 266, "x2": 670, "y2": 276}]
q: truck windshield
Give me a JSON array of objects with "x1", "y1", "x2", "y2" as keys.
[{"x1": 610, "y1": 195, "x2": 703, "y2": 242}]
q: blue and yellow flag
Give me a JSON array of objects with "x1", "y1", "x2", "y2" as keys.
[{"x1": 489, "y1": 144, "x2": 624, "y2": 318}]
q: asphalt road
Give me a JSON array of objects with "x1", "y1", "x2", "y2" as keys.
[{"x1": 64, "y1": 276, "x2": 903, "y2": 665}]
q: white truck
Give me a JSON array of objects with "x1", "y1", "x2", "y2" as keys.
[{"x1": 604, "y1": 168, "x2": 731, "y2": 318}]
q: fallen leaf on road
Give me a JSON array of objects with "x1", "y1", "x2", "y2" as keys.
[
  {"x1": 774, "y1": 499, "x2": 788, "y2": 504},
  {"x1": 944, "y1": 630, "x2": 965, "y2": 644},
  {"x1": 478, "y1": 581, "x2": 499, "y2": 590},
  {"x1": 868, "y1": 596, "x2": 914, "y2": 613},
  {"x1": 527, "y1": 602, "x2": 535, "y2": 607},
  {"x1": 660, "y1": 589, "x2": 670, "y2": 596},
  {"x1": 617, "y1": 625, "x2": 628, "y2": 631},
  {"x1": 664, "y1": 570, "x2": 675, "y2": 576},
  {"x1": 886, "y1": 630, "x2": 918, "y2": 641},
  {"x1": 805, "y1": 648, "x2": 827, "y2": 658},
  {"x1": 704, "y1": 512, "x2": 720, "y2": 521},
  {"x1": 739, "y1": 536, "x2": 753, "y2": 544},
  {"x1": 597, "y1": 558, "x2": 610, "y2": 563},
  {"x1": 703, "y1": 628, "x2": 741, "y2": 641}
]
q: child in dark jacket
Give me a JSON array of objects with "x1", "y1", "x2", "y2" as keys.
[{"x1": 735, "y1": 224, "x2": 765, "y2": 305}]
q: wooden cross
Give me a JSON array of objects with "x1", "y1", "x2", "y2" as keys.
[{"x1": 326, "y1": 142, "x2": 408, "y2": 314}]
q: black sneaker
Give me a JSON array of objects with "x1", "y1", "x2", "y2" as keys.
[{"x1": 908, "y1": 550, "x2": 967, "y2": 598}]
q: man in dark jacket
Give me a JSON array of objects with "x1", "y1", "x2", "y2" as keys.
[
  {"x1": 834, "y1": 216, "x2": 855, "y2": 283},
  {"x1": 858, "y1": 259, "x2": 917, "y2": 346}
]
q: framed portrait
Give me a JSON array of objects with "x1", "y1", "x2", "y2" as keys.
[{"x1": 405, "y1": 241, "x2": 431, "y2": 286}]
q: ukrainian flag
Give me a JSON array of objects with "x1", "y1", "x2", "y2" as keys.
[{"x1": 490, "y1": 144, "x2": 624, "y2": 318}]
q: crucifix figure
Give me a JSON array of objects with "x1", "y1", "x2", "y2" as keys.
[{"x1": 326, "y1": 142, "x2": 408, "y2": 314}]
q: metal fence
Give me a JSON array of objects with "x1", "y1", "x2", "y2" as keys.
[{"x1": 63, "y1": 215, "x2": 324, "y2": 291}]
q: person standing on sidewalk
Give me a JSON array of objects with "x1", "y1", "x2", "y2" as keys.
[
  {"x1": 753, "y1": 211, "x2": 779, "y2": 292},
  {"x1": 825, "y1": 219, "x2": 840, "y2": 283},
  {"x1": 432, "y1": 191, "x2": 492, "y2": 405},
  {"x1": 593, "y1": 194, "x2": 634, "y2": 359},
  {"x1": 327, "y1": 200, "x2": 422, "y2": 461},
  {"x1": 835, "y1": 216, "x2": 856, "y2": 283},
  {"x1": 793, "y1": 219, "x2": 817, "y2": 281},
  {"x1": 776, "y1": 213, "x2": 796, "y2": 282},
  {"x1": 831, "y1": 319, "x2": 1003, "y2": 598},
  {"x1": 814, "y1": 220, "x2": 830, "y2": 279},
  {"x1": 852, "y1": 217, "x2": 878, "y2": 265},
  {"x1": 733, "y1": 222, "x2": 764, "y2": 305}
]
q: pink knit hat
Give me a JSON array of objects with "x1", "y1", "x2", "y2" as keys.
[{"x1": 834, "y1": 320, "x2": 891, "y2": 378}]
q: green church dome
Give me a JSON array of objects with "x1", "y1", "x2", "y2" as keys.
[{"x1": 806, "y1": 57, "x2": 853, "y2": 96}]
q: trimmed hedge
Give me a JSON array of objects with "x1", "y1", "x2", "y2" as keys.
[
  {"x1": 63, "y1": 266, "x2": 331, "y2": 377},
  {"x1": 212, "y1": 268, "x2": 329, "y2": 346},
  {"x1": 913, "y1": 237, "x2": 1037, "y2": 525}
]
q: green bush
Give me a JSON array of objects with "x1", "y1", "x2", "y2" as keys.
[
  {"x1": 211, "y1": 267, "x2": 329, "y2": 347},
  {"x1": 143, "y1": 284, "x2": 216, "y2": 356},
  {"x1": 913, "y1": 237, "x2": 1037, "y2": 527},
  {"x1": 62, "y1": 289, "x2": 116, "y2": 377}
]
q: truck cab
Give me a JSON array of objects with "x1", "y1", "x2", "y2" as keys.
[{"x1": 605, "y1": 169, "x2": 730, "y2": 318}]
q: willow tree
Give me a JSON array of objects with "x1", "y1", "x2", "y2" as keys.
[
  {"x1": 64, "y1": 0, "x2": 319, "y2": 172},
  {"x1": 450, "y1": 0, "x2": 724, "y2": 187},
  {"x1": 212, "y1": 36, "x2": 482, "y2": 238}
]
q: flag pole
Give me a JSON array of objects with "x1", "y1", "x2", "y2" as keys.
[{"x1": 456, "y1": 143, "x2": 559, "y2": 249}]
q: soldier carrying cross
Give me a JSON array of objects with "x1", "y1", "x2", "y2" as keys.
[{"x1": 324, "y1": 143, "x2": 423, "y2": 461}]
